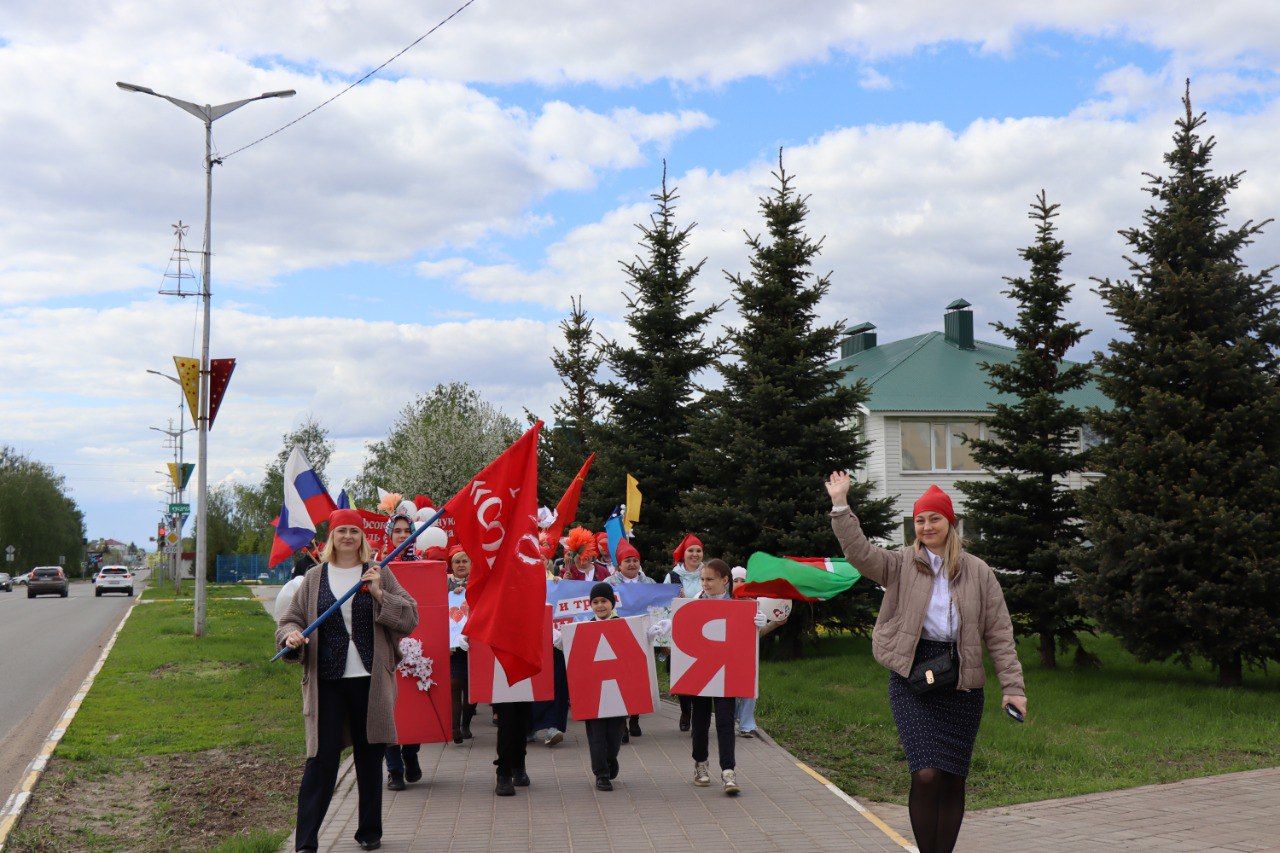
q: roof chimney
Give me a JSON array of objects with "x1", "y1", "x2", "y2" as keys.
[
  {"x1": 944, "y1": 299, "x2": 974, "y2": 350},
  {"x1": 840, "y1": 322, "x2": 877, "y2": 358}
]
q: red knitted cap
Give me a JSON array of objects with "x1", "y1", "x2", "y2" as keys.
[
  {"x1": 328, "y1": 508, "x2": 364, "y2": 532},
  {"x1": 912, "y1": 485, "x2": 956, "y2": 526},
  {"x1": 615, "y1": 539, "x2": 641, "y2": 562},
  {"x1": 673, "y1": 533, "x2": 703, "y2": 564}
]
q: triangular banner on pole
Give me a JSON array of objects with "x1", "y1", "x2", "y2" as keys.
[
  {"x1": 624, "y1": 474, "x2": 642, "y2": 535},
  {"x1": 167, "y1": 462, "x2": 195, "y2": 492},
  {"x1": 208, "y1": 358, "x2": 236, "y2": 429},
  {"x1": 173, "y1": 356, "x2": 201, "y2": 427}
]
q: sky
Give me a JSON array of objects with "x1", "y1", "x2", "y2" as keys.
[{"x1": 2, "y1": 1, "x2": 1280, "y2": 549}]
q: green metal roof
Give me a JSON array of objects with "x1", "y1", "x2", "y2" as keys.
[{"x1": 834, "y1": 332, "x2": 1111, "y2": 412}]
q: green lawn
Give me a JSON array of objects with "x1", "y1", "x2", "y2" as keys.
[
  {"x1": 140, "y1": 581, "x2": 257, "y2": 601},
  {"x1": 11, "y1": 595, "x2": 302, "y2": 852},
  {"x1": 757, "y1": 633, "x2": 1280, "y2": 809}
]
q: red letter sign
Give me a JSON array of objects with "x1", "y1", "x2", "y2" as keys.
[
  {"x1": 391, "y1": 560, "x2": 452, "y2": 744},
  {"x1": 468, "y1": 605, "x2": 555, "y2": 703},
  {"x1": 668, "y1": 599, "x2": 758, "y2": 698},
  {"x1": 562, "y1": 616, "x2": 658, "y2": 720}
]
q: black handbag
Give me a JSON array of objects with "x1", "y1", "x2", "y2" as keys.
[{"x1": 906, "y1": 643, "x2": 958, "y2": 695}]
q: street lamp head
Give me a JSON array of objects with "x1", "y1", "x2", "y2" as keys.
[
  {"x1": 261, "y1": 89, "x2": 297, "y2": 99},
  {"x1": 117, "y1": 81, "x2": 156, "y2": 95}
]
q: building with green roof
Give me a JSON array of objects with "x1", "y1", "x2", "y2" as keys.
[{"x1": 835, "y1": 299, "x2": 1110, "y2": 544}]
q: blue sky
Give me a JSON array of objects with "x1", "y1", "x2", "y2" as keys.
[{"x1": 3, "y1": 3, "x2": 1280, "y2": 549}]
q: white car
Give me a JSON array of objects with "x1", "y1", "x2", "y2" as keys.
[{"x1": 95, "y1": 565, "x2": 134, "y2": 597}]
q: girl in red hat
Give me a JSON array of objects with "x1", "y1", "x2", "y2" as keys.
[
  {"x1": 666, "y1": 533, "x2": 705, "y2": 731},
  {"x1": 826, "y1": 473, "x2": 1026, "y2": 853}
]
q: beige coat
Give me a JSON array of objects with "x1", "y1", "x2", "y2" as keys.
[
  {"x1": 831, "y1": 508, "x2": 1025, "y2": 697},
  {"x1": 275, "y1": 564, "x2": 420, "y2": 758}
]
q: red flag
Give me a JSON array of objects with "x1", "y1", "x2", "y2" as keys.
[
  {"x1": 452, "y1": 422, "x2": 545, "y2": 684},
  {"x1": 543, "y1": 453, "x2": 595, "y2": 558},
  {"x1": 207, "y1": 358, "x2": 236, "y2": 429}
]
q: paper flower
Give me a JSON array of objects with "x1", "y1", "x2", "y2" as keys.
[{"x1": 396, "y1": 637, "x2": 435, "y2": 693}]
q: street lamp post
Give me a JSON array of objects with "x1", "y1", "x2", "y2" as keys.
[{"x1": 119, "y1": 81, "x2": 295, "y2": 636}]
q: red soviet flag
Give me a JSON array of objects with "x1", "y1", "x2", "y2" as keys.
[{"x1": 451, "y1": 421, "x2": 545, "y2": 684}]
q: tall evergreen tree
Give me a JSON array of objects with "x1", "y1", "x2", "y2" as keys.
[
  {"x1": 1079, "y1": 85, "x2": 1280, "y2": 686},
  {"x1": 682, "y1": 153, "x2": 894, "y2": 655},
  {"x1": 957, "y1": 192, "x2": 1092, "y2": 669},
  {"x1": 538, "y1": 295, "x2": 604, "y2": 509},
  {"x1": 593, "y1": 166, "x2": 721, "y2": 560}
]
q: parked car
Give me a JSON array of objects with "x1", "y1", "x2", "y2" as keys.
[
  {"x1": 27, "y1": 566, "x2": 68, "y2": 598},
  {"x1": 13, "y1": 572, "x2": 30, "y2": 586},
  {"x1": 95, "y1": 566, "x2": 134, "y2": 597},
  {"x1": 0, "y1": 572, "x2": 11, "y2": 592}
]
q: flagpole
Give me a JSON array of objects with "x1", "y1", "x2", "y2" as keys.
[{"x1": 271, "y1": 507, "x2": 448, "y2": 661}]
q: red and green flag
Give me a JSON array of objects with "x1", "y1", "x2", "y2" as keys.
[{"x1": 736, "y1": 552, "x2": 862, "y2": 602}]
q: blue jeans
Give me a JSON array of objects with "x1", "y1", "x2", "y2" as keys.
[
  {"x1": 736, "y1": 697, "x2": 757, "y2": 732},
  {"x1": 384, "y1": 743, "x2": 419, "y2": 774}
]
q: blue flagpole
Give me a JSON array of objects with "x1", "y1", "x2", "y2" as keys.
[{"x1": 271, "y1": 506, "x2": 447, "y2": 662}]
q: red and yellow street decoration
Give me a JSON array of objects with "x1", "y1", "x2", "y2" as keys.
[
  {"x1": 173, "y1": 356, "x2": 201, "y2": 426},
  {"x1": 208, "y1": 358, "x2": 236, "y2": 429}
]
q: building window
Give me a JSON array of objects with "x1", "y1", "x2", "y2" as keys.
[{"x1": 900, "y1": 420, "x2": 987, "y2": 472}]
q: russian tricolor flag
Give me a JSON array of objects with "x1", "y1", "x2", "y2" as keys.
[{"x1": 268, "y1": 448, "x2": 338, "y2": 567}]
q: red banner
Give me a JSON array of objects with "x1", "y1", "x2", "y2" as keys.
[
  {"x1": 391, "y1": 559, "x2": 451, "y2": 744},
  {"x1": 562, "y1": 616, "x2": 658, "y2": 720},
  {"x1": 356, "y1": 509, "x2": 389, "y2": 556},
  {"x1": 543, "y1": 453, "x2": 595, "y2": 557},
  {"x1": 207, "y1": 358, "x2": 236, "y2": 429},
  {"x1": 452, "y1": 422, "x2": 545, "y2": 684}
]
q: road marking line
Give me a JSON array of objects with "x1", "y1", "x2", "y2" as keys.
[
  {"x1": 0, "y1": 598, "x2": 139, "y2": 851},
  {"x1": 794, "y1": 761, "x2": 918, "y2": 851}
]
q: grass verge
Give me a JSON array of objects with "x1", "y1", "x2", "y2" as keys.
[
  {"x1": 10, "y1": 589, "x2": 302, "y2": 852},
  {"x1": 140, "y1": 581, "x2": 257, "y2": 601},
  {"x1": 757, "y1": 632, "x2": 1280, "y2": 809}
]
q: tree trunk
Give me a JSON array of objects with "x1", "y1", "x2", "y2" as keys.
[
  {"x1": 1038, "y1": 628, "x2": 1057, "y2": 669},
  {"x1": 1217, "y1": 653, "x2": 1243, "y2": 688}
]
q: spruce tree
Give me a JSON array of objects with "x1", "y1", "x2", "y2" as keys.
[
  {"x1": 682, "y1": 152, "x2": 894, "y2": 655},
  {"x1": 1079, "y1": 84, "x2": 1280, "y2": 686},
  {"x1": 539, "y1": 295, "x2": 603, "y2": 508},
  {"x1": 957, "y1": 192, "x2": 1092, "y2": 669},
  {"x1": 592, "y1": 165, "x2": 721, "y2": 560}
]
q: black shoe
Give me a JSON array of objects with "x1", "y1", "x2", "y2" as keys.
[
  {"x1": 462, "y1": 722, "x2": 474, "y2": 740},
  {"x1": 513, "y1": 769, "x2": 530, "y2": 787},
  {"x1": 495, "y1": 774, "x2": 515, "y2": 796},
  {"x1": 452, "y1": 728, "x2": 464, "y2": 744},
  {"x1": 629, "y1": 717, "x2": 642, "y2": 737},
  {"x1": 679, "y1": 710, "x2": 690, "y2": 732},
  {"x1": 404, "y1": 752, "x2": 421, "y2": 783},
  {"x1": 621, "y1": 731, "x2": 630, "y2": 744},
  {"x1": 359, "y1": 841, "x2": 381, "y2": 851},
  {"x1": 595, "y1": 776, "x2": 613, "y2": 791},
  {"x1": 386, "y1": 771, "x2": 405, "y2": 791},
  {"x1": 608, "y1": 759, "x2": 619, "y2": 780}
]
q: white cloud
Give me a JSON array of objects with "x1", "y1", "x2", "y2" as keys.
[{"x1": 858, "y1": 68, "x2": 894, "y2": 91}]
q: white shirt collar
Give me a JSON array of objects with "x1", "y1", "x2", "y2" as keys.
[{"x1": 926, "y1": 549, "x2": 944, "y2": 573}]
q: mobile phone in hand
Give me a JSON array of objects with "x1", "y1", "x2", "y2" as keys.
[{"x1": 1004, "y1": 703, "x2": 1025, "y2": 723}]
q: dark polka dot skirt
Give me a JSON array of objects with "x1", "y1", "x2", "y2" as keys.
[{"x1": 888, "y1": 638, "x2": 985, "y2": 778}]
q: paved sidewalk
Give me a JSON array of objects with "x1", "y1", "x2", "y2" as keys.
[
  {"x1": 874, "y1": 767, "x2": 1280, "y2": 852},
  {"x1": 288, "y1": 700, "x2": 907, "y2": 852}
]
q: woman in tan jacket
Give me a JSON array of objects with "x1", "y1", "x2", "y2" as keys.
[
  {"x1": 277, "y1": 508, "x2": 419, "y2": 852},
  {"x1": 826, "y1": 472, "x2": 1026, "y2": 853}
]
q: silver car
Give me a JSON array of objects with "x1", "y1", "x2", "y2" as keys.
[{"x1": 0, "y1": 572, "x2": 11, "y2": 592}]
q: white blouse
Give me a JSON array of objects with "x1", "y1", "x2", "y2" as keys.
[{"x1": 921, "y1": 549, "x2": 958, "y2": 642}]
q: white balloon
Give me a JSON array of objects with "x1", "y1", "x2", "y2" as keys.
[{"x1": 418, "y1": 525, "x2": 448, "y2": 550}]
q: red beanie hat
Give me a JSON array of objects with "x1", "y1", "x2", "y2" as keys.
[
  {"x1": 447, "y1": 544, "x2": 468, "y2": 563},
  {"x1": 673, "y1": 533, "x2": 703, "y2": 565},
  {"x1": 413, "y1": 495, "x2": 433, "y2": 510},
  {"x1": 912, "y1": 485, "x2": 956, "y2": 526},
  {"x1": 328, "y1": 508, "x2": 364, "y2": 533},
  {"x1": 615, "y1": 539, "x2": 641, "y2": 562}
]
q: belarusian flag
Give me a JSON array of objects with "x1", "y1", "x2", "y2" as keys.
[{"x1": 736, "y1": 552, "x2": 862, "y2": 601}]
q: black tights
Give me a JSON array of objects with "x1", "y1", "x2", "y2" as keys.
[{"x1": 908, "y1": 767, "x2": 966, "y2": 853}]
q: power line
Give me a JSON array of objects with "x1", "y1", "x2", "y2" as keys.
[{"x1": 221, "y1": 0, "x2": 479, "y2": 160}]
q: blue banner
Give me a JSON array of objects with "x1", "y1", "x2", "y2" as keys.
[{"x1": 546, "y1": 579, "x2": 680, "y2": 623}]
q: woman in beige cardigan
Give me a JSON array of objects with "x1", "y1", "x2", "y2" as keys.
[
  {"x1": 277, "y1": 508, "x2": 419, "y2": 852},
  {"x1": 826, "y1": 472, "x2": 1026, "y2": 853}
]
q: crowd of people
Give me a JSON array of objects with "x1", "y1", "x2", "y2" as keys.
[{"x1": 275, "y1": 477, "x2": 1027, "y2": 853}]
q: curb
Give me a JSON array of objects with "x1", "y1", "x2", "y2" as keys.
[
  {"x1": 793, "y1": 760, "x2": 918, "y2": 851},
  {"x1": 0, "y1": 598, "x2": 139, "y2": 850}
]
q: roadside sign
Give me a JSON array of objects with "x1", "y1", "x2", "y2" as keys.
[
  {"x1": 169, "y1": 502, "x2": 190, "y2": 514},
  {"x1": 166, "y1": 531, "x2": 180, "y2": 545},
  {"x1": 4, "y1": 545, "x2": 13, "y2": 563},
  {"x1": 59, "y1": 555, "x2": 65, "y2": 565}
]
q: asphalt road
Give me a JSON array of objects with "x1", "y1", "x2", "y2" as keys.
[{"x1": 0, "y1": 572, "x2": 144, "y2": 802}]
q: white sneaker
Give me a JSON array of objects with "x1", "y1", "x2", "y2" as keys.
[
  {"x1": 693, "y1": 761, "x2": 710, "y2": 787},
  {"x1": 544, "y1": 728, "x2": 564, "y2": 746},
  {"x1": 722, "y1": 769, "x2": 740, "y2": 795},
  {"x1": 533, "y1": 728, "x2": 549, "y2": 741}
]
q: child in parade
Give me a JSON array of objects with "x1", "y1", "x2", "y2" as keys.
[
  {"x1": 605, "y1": 539, "x2": 654, "y2": 740},
  {"x1": 689, "y1": 558, "x2": 766, "y2": 795},
  {"x1": 380, "y1": 506, "x2": 422, "y2": 791},
  {"x1": 493, "y1": 699, "x2": 533, "y2": 795},
  {"x1": 667, "y1": 533, "x2": 704, "y2": 731},
  {"x1": 277, "y1": 509, "x2": 419, "y2": 852},
  {"x1": 447, "y1": 545, "x2": 477, "y2": 743}
]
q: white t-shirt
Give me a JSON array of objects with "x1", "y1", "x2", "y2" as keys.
[
  {"x1": 328, "y1": 564, "x2": 371, "y2": 678},
  {"x1": 921, "y1": 550, "x2": 958, "y2": 642}
]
